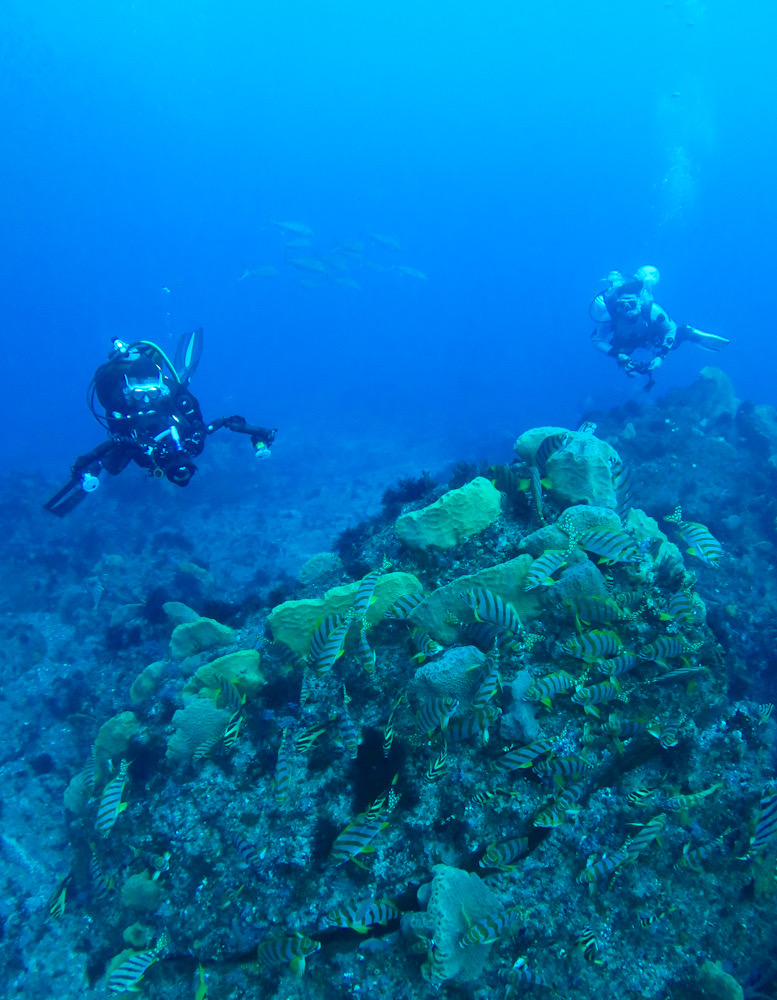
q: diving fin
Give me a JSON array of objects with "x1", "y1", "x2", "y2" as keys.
[{"x1": 174, "y1": 327, "x2": 204, "y2": 383}]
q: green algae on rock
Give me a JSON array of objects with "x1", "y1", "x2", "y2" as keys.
[{"x1": 394, "y1": 476, "x2": 502, "y2": 550}]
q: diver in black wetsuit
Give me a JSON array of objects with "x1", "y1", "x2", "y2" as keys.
[
  {"x1": 590, "y1": 266, "x2": 730, "y2": 390},
  {"x1": 44, "y1": 328, "x2": 276, "y2": 516}
]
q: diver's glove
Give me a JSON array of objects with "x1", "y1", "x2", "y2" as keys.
[
  {"x1": 647, "y1": 357, "x2": 663, "y2": 371},
  {"x1": 616, "y1": 353, "x2": 631, "y2": 368}
]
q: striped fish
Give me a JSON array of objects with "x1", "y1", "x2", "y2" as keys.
[
  {"x1": 446, "y1": 705, "x2": 501, "y2": 744},
  {"x1": 638, "y1": 636, "x2": 688, "y2": 662},
  {"x1": 478, "y1": 837, "x2": 530, "y2": 871},
  {"x1": 329, "y1": 812, "x2": 389, "y2": 868},
  {"x1": 218, "y1": 675, "x2": 245, "y2": 716},
  {"x1": 572, "y1": 679, "x2": 624, "y2": 718},
  {"x1": 222, "y1": 712, "x2": 242, "y2": 751},
  {"x1": 96, "y1": 761, "x2": 130, "y2": 838},
  {"x1": 576, "y1": 847, "x2": 629, "y2": 884},
  {"x1": 274, "y1": 729, "x2": 293, "y2": 805},
  {"x1": 566, "y1": 595, "x2": 623, "y2": 625},
  {"x1": 743, "y1": 780, "x2": 777, "y2": 858},
  {"x1": 411, "y1": 627, "x2": 443, "y2": 663},
  {"x1": 193, "y1": 728, "x2": 224, "y2": 762},
  {"x1": 416, "y1": 697, "x2": 459, "y2": 735},
  {"x1": 462, "y1": 622, "x2": 523, "y2": 654},
  {"x1": 665, "y1": 783, "x2": 721, "y2": 811},
  {"x1": 491, "y1": 738, "x2": 556, "y2": 773},
  {"x1": 578, "y1": 530, "x2": 640, "y2": 565},
  {"x1": 460, "y1": 907, "x2": 522, "y2": 948},
  {"x1": 309, "y1": 614, "x2": 343, "y2": 661},
  {"x1": 502, "y1": 957, "x2": 548, "y2": 989},
  {"x1": 577, "y1": 926, "x2": 601, "y2": 964},
  {"x1": 309, "y1": 616, "x2": 351, "y2": 675},
  {"x1": 660, "y1": 591, "x2": 697, "y2": 624},
  {"x1": 257, "y1": 934, "x2": 320, "y2": 975},
  {"x1": 524, "y1": 671, "x2": 576, "y2": 708},
  {"x1": 624, "y1": 814, "x2": 667, "y2": 861},
  {"x1": 324, "y1": 898, "x2": 401, "y2": 933},
  {"x1": 648, "y1": 719, "x2": 682, "y2": 748},
  {"x1": 535, "y1": 432, "x2": 569, "y2": 474},
  {"x1": 294, "y1": 724, "x2": 326, "y2": 754},
  {"x1": 611, "y1": 458, "x2": 634, "y2": 520},
  {"x1": 558, "y1": 629, "x2": 622, "y2": 662},
  {"x1": 107, "y1": 937, "x2": 166, "y2": 995},
  {"x1": 384, "y1": 593, "x2": 425, "y2": 620},
  {"x1": 458, "y1": 588, "x2": 522, "y2": 635},
  {"x1": 533, "y1": 754, "x2": 593, "y2": 780},
  {"x1": 674, "y1": 519, "x2": 723, "y2": 567},
  {"x1": 472, "y1": 655, "x2": 501, "y2": 709},
  {"x1": 383, "y1": 694, "x2": 405, "y2": 757},
  {"x1": 524, "y1": 549, "x2": 567, "y2": 590},
  {"x1": 355, "y1": 627, "x2": 376, "y2": 673},
  {"x1": 353, "y1": 569, "x2": 381, "y2": 619},
  {"x1": 337, "y1": 685, "x2": 361, "y2": 759},
  {"x1": 534, "y1": 788, "x2": 582, "y2": 827},
  {"x1": 232, "y1": 832, "x2": 265, "y2": 874},
  {"x1": 596, "y1": 651, "x2": 639, "y2": 677},
  {"x1": 676, "y1": 832, "x2": 728, "y2": 871},
  {"x1": 425, "y1": 745, "x2": 450, "y2": 782},
  {"x1": 527, "y1": 465, "x2": 544, "y2": 522},
  {"x1": 89, "y1": 848, "x2": 113, "y2": 901},
  {"x1": 48, "y1": 874, "x2": 70, "y2": 919}
]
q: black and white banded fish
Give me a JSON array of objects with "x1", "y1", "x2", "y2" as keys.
[
  {"x1": 624, "y1": 814, "x2": 667, "y2": 862},
  {"x1": 309, "y1": 615, "x2": 351, "y2": 675},
  {"x1": 353, "y1": 568, "x2": 381, "y2": 619},
  {"x1": 566, "y1": 595, "x2": 623, "y2": 626},
  {"x1": 323, "y1": 897, "x2": 401, "y2": 933},
  {"x1": 558, "y1": 629, "x2": 622, "y2": 662},
  {"x1": 383, "y1": 694, "x2": 406, "y2": 756},
  {"x1": 384, "y1": 593, "x2": 426, "y2": 620},
  {"x1": 355, "y1": 627, "x2": 376, "y2": 673},
  {"x1": 416, "y1": 696, "x2": 459, "y2": 735},
  {"x1": 577, "y1": 925, "x2": 603, "y2": 964},
  {"x1": 742, "y1": 780, "x2": 777, "y2": 859},
  {"x1": 410, "y1": 627, "x2": 443, "y2": 663},
  {"x1": 458, "y1": 588, "x2": 522, "y2": 635},
  {"x1": 472, "y1": 655, "x2": 501, "y2": 709},
  {"x1": 676, "y1": 830, "x2": 729, "y2": 871},
  {"x1": 478, "y1": 837, "x2": 529, "y2": 871},
  {"x1": 257, "y1": 933, "x2": 321, "y2": 976},
  {"x1": 572, "y1": 679, "x2": 624, "y2": 718},
  {"x1": 524, "y1": 671, "x2": 576, "y2": 708},
  {"x1": 425, "y1": 745, "x2": 450, "y2": 782},
  {"x1": 578, "y1": 530, "x2": 640, "y2": 565},
  {"x1": 664, "y1": 507, "x2": 723, "y2": 567},
  {"x1": 445, "y1": 705, "x2": 501, "y2": 744},
  {"x1": 459, "y1": 906, "x2": 522, "y2": 948},
  {"x1": 96, "y1": 760, "x2": 130, "y2": 837},
  {"x1": 491, "y1": 738, "x2": 556, "y2": 773},
  {"x1": 524, "y1": 549, "x2": 567, "y2": 590},
  {"x1": 338, "y1": 686, "x2": 361, "y2": 759},
  {"x1": 232, "y1": 832, "x2": 266, "y2": 874},
  {"x1": 535, "y1": 432, "x2": 569, "y2": 475},
  {"x1": 274, "y1": 729, "x2": 293, "y2": 805},
  {"x1": 576, "y1": 846, "x2": 628, "y2": 885},
  {"x1": 596, "y1": 651, "x2": 639, "y2": 677},
  {"x1": 107, "y1": 936, "x2": 167, "y2": 995}
]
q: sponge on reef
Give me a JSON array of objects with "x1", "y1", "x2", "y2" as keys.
[
  {"x1": 395, "y1": 477, "x2": 502, "y2": 551},
  {"x1": 169, "y1": 617, "x2": 235, "y2": 660},
  {"x1": 514, "y1": 427, "x2": 621, "y2": 509},
  {"x1": 267, "y1": 572, "x2": 423, "y2": 659},
  {"x1": 403, "y1": 864, "x2": 500, "y2": 984},
  {"x1": 183, "y1": 649, "x2": 264, "y2": 699},
  {"x1": 410, "y1": 555, "x2": 540, "y2": 645},
  {"x1": 166, "y1": 698, "x2": 232, "y2": 763}
]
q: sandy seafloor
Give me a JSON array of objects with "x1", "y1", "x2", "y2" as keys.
[{"x1": 2, "y1": 367, "x2": 777, "y2": 1000}]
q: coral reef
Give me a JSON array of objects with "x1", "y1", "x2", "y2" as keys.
[{"x1": 3, "y1": 368, "x2": 777, "y2": 1000}]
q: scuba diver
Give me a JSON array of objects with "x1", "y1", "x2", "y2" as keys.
[
  {"x1": 590, "y1": 266, "x2": 730, "y2": 390},
  {"x1": 44, "y1": 329, "x2": 276, "y2": 516}
]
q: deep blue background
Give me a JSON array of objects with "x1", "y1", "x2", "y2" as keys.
[{"x1": 2, "y1": 0, "x2": 775, "y2": 477}]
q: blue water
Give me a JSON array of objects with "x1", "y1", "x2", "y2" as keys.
[{"x1": 2, "y1": 0, "x2": 775, "y2": 477}]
